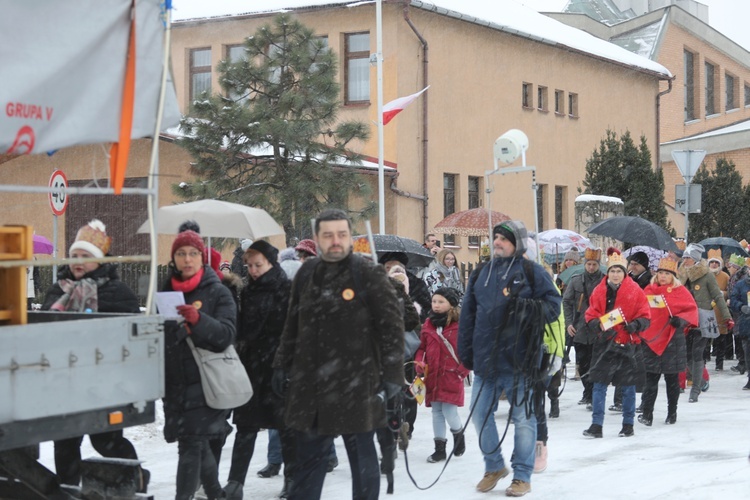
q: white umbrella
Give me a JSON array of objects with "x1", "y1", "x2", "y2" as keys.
[{"x1": 137, "y1": 199, "x2": 285, "y2": 239}]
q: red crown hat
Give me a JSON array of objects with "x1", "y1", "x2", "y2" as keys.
[{"x1": 606, "y1": 246, "x2": 621, "y2": 257}]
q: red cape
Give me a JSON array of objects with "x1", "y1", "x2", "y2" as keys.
[
  {"x1": 640, "y1": 282, "x2": 699, "y2": 356},
  {"x1": 585, "y1": 275, "x2": 651, "y2": 344}
]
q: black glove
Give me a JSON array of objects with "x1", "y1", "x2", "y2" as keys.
[
  {"x1": 625, "y1": 322, "x2": 639, "y2": 334},
  {"x1": 379, "y1": 382, "x2": 403, "y2": 402},
  {"x1": 669, "y1": 316, "x2": 682, "y2": 327},
  {"x1": 587, "y1": 319, "x2": 601, "y2": 332},
  {"x1": 271, "y1": 368, "x2": 288, "y2": 397}
]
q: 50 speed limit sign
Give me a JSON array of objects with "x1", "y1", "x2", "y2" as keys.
[{"x1": 49, "y1": 170, "x2": 69, "y2": 216}]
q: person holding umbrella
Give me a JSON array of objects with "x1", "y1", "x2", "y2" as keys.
[
  {"x1": 677, "y1": 244, "x2": 734, "y2": 402},
  {"x1": 707, "y1": 249, "x2": 731, "y2": 370},
  {"x1": 583, "y1": 253, "x2": 650, "y2": 438},
  {"x1": 638, "y1": 259, "x2": 698, "y2": 426}
]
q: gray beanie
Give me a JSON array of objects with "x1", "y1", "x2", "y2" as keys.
[{"x1": 684, "y1": 243, "x2": 704, "y2": 261}]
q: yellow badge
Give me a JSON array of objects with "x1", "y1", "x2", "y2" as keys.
[
  {"x1": 503, "y1": 288, "x2": 510, "y2": 296},
  {"x1": 193, "y1": 300, "x2": 203, "y2": 310},
  {"x1": 342, "y1": 288, "x2": 355, "y2": 301},
  {"x1": 694, "y1": 285, "x2": 701, "y2": 291}
]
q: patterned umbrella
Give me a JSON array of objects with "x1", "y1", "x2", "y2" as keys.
[
  {"x1": 432, "y1": 208, "x2": 511, "y2": 237},
  {"x1": 622, "y1": 245, "x2": 668, "y2": 272}
]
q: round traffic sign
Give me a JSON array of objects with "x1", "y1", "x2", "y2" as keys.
[{"x1": 49, "y1": 170, "x2": 69, "y2": 216}]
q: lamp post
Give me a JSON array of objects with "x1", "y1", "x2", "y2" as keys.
[{"x1": 485, "y1": 129, "x2": 541, "y2": 263}]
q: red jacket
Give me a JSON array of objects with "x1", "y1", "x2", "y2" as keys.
[
  {"x1": 415, "y1": 319, "x2": 469, "y2": 407},
  {"x1": 641, "y1": 282, "x2": 698, "y2": 356},
  {"x1": 585, "y1": 275, "x2": 651, "y2": 345}
]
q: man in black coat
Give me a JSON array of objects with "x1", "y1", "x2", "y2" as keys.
[{"x1": 273, "y1": 209, "x2": 404, "y2": 500}]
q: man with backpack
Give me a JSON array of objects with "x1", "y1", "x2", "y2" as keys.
[
  {"x1": 272, "y1": 208, "x2": 405, "y2": 500},
  {"x1": 458, "y1": 221, "x2": 561, "y2": 497}
]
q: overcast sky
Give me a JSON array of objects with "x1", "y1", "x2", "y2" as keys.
[{"x1": 171, "y1": 0, "x2": 750, "y2": 53}]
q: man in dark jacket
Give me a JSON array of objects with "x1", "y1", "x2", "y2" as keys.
[
  {"x1": 273, "y1": 209, "x2": 404, "y2": 500},
  {"x1": 563, "y1": 248, "x2": 605, "y2": 407},
  {"x1": 458, "y1": 221, "x2": 561, "y2": 497},
  {"x1": 627, "y1": 251, "x2": 652, "y2": 290}
]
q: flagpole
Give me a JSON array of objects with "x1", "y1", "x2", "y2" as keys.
[{"x1": 376, "y1": 0, "x2": 385, "y2": 234}]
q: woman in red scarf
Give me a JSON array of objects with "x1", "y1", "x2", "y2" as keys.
[
  {"x1": 638, "y1": 258, "x2": 698, "y2": 426},
  {"x1": 583, "y1": 253, "x2": 651, "y2": 438}
]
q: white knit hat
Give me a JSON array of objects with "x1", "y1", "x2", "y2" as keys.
[{"x1": 69, "y1": 219, "x2": 111, "y2": 258}]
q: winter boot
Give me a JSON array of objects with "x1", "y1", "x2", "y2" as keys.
[
  {"x1": 548, "y1": 398, "x2": 560, "y2": 418},
  {"x1": 533, "y1": 441, "x2": 548, "y2": 473},
  {"x1": 257, "y1": 463, "x2": 281, "y2": 478},
  {"x1": 608, "y1": 403, "x2": 623, "y2": 412},
  {"x1": 279, "y1": 476, "x2": 293, "y2": 499},
  {"x1": 637, "y1": 413, "x2": 652, "y2": 427},
  {"x1": 451, "y1": 430, "x2": 466, "y2": 457},
  {"x1": 618, "y1": 424, "x2": 634, "y2": 437},
  {"x1": 743, "y1": 380, "x2": 750, "y2": 390},
  {"x1": 582, "y1": 424, "x2": 602, "y2": 438},
  {"x1": 427, "y1": 438, "x2": 447, "y2": 463},
  {"x1": 223, "y1": 481, "x2": 243, "y2": 500},
  {"x1": 665, "y1": 413, "x2": 677, "y2": 424},
  {"x1": 716, "y1": 358, "x2": 724, "y2": 371},
  {"x1": 326, "y1": 456, "x2": 338, "y2": 473}
]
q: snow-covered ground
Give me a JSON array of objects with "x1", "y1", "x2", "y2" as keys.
[{"x1": 39, "y1": 361, "x2": 749, "y2": 499}]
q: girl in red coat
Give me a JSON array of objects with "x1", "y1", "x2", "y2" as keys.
[{"x1": 415, "y1": 287, "x2": 470, "y2": 463}]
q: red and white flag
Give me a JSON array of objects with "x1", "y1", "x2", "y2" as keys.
[{"x1": 382, "y1": 86, "x2": 430, "y2": 125}]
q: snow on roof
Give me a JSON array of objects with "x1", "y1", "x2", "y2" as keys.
[
  {"x1": 171, "y1": 0, "x2": 671, "y2": 78},
  {"x1": 662, "y1": 118, "x2": 750, "y2": 144},
  {"x1": 575, "y1": 194, "x2": 623, "y2": 204}
]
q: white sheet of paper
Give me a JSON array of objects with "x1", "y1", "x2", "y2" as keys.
[{"x1": 155, "y1": 291, "x2": 185, "y2": 319}]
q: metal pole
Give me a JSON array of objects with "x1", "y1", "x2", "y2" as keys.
[
  {"x1": 684, "y1": 174, "x2": 691, "y2": 242},
  {"x1": 531, "y1": 169, "x2": 541, "y2": 264},
  {"x1": 52, "y1": 215, "x2": 58, "y2": 282},
  {"x1": 376, "y1": 0, "x2": 385, "y2": 234}
]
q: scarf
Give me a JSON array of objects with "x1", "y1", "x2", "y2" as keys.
[
  {"x1": 428, "y1": 310, "x2": 448, "y2": 328},
  {"x1": 640, "y1": 282, "x2": 699, "y2": 356},
  {"x1": 50, "y1": 277, "x2": 108, "y2": 312},
  {"x1": 171, "y1": 267, "x2": 204, "y2": 294}
]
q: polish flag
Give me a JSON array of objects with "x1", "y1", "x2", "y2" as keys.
[{"x1": 382, "y1": 86, "x2": 430, "y2": 125}]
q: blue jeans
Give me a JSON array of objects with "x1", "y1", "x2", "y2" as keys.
[
  {"x1": 470, "y1": 374, "x2": 536, "y2": 483},
  {"x1": 592, "y1": 383, "x2": 635, "y2": 426},
  {"x1": 431, "y1": 401, "x2": 462, "y2": 440},
  {"x1": 267, "y1": 429, "x2": 282, "y2": 464}
]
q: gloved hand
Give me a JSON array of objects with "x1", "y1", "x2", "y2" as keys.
[
  {"x1": 587, "y1": 318, "x2": 602, "y2": 333},
  {"x1": 380, "y1": 382, "x2": 403, "y2": 402},
  {"x1": 176, "y1": 304, "x2": 200, "y2": 325},
  {"x1": 625, "y1": 321, "x2": 639, "y2": 334},
  {"x1": 271, "y1": 368, "x2": 288, "y2": 397},
  {"x1": 669, "y1": 316, "x2": 682, "y2": 327},
  {"x1": 726, "y1": 319, "x2": 735, "y2": 331},
  {"x1": 414, "y1": 360, "x2": 427, "y2": 376},
  {"x1": 742, "y1": 305, "x2": 750, "y2": 315}
]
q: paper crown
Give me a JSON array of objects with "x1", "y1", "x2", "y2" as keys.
[
  {"x1": 729, "y1": 254, "x2": 746, "y2": 267},
  {"x1": 706, "y1": 248, "x2": 723, "y2": 263},
  {"x1": 657, "y1": 258, "x2": 678, "y2": 275},
  {"x1": 674, "y1": 240, "x2": 686, "y2": 251},
  {"x1": 69, "y1": 219, "x2": 111, "y2": 258},
  {"x1": 607, "y1": 253, "x2": 627, "y2": 271},
  {"x1": 584, "y1": 247, "x2": 602, "y2": 262},
  {"x1": 741, "y1": 239, "x2": 748, "y2": 249},
  {"x1": 352, "y1": 237, "x2": 371, "y2": 254}
]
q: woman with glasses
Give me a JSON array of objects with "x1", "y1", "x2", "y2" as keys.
[{"x1": 161, "y1": 230, "x2": 237, "y2": 500}]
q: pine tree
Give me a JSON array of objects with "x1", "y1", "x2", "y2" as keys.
[
  {"x1": 687, "y1": 158, "x2": 747, "y2": 241},
  {"x1": 176, "y1": 14, "x2": 373, "y2": 243},
  {"x1": 582, "y1": 130, "x2": 670, "y2": 232}
]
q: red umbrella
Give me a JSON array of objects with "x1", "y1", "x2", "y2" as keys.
[
  {"x1": 432, "y1": 208, "x2": 511, "y2": 236},
  {"x1": 33, "y1": 234, "x2": 54, "y2": 255}
]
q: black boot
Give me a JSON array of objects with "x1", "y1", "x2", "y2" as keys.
[
  {"x1": 427, "y1": 438, "x2": 447, "y2": 463},
  {"x1": 257, "y1": 463, "x2": 281, "y2": 478},
  {"x1": 583, "y1": 424, "x2": 602, "y2": 438},
  {"x1": 548, "y1": 398, "x2": 560, "y2": 418},
  {"x1": 618, "y1": 424, "x2": 634, "y2": 437},
  {"x1": 665, "y1": 413, "x2": 677, "y2": 424},
  {"x1": 716, "y1": 358, "x2": 724, "y2": 371},
  {"x1": 451, "y1": 430, "x2": 466, "y2": 457},
  {"x1": 279, "y1": 476, "x2": 293, "y2": 499},
  {"x1": 637, "y1": 413, "x2": 652, "y2": 426}
]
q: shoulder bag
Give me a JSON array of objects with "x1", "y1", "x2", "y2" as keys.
[{"x1": 186, "y1": 337, "x2": 254, "y2": 410}]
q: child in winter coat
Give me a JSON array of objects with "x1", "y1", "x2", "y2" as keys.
[{"x1": 415, "y1": 287, "x2": 470, "y2": 463}]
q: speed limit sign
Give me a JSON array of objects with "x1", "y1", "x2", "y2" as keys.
[{"x1": 49, "y1": 170, "x2": 69, "y2": 216}]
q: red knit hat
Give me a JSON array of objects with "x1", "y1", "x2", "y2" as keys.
[
  {"x1": 295, "y1": 239, "x2": 317, "y2": 257},
  {"x1": 171, "y1": 230, "x2": 205, "y2": 258},
  {"x1": 606, "y1": 246, "x2": 621, "y2": 257}
]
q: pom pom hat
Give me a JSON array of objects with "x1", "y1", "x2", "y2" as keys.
[
  {"x1": 563, "y1": 248, "x2": 580, "y2": 264},
  {"x1": 69, "y1": 219, "x2": 111, "y2": 258},
  {"x1": 607, "y1": 253, "x2": 627, "y2": 272},
  {"x1": 171, "y1": 230, "x2": 205, "y2": 258}
]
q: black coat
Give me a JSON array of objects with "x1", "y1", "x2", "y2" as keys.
[
  {"x1": 42, "y1": 263, "x2": 140, "y2": 313},
  {"x1": 407, "y1": 270, "x2": 432, "y2": 322},
  {"x1": 274, "y1": 254, "x2": 404, "y2": 435},
  {"x1": 643, "y1": 328, "x2": 687, "y2": 374},
  {"x1": 161, "y1": 266, "x2": 237, "y2": 442},
  {"x1": 233, "y1": 264, "x2": 291, "y2": 430}
]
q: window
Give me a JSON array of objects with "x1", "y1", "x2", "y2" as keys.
[
  {"x1": 705, "y1": 61, "x2": 717, "y2": 116},
  {"x1": 555, "y1": 186, "x2": 566, "y2": 229},
  {"x1": 536, "y1": 184, "x2": 546, "y2": 231},
  {"x1": 684, "y1": 50, "x2": 696, "y2": 121},
  {"x1": 443, "y1": 174, "x2": 457, "y2": 246},
  {"x1": 726, "y1": 73, "x2": 737, "y2": 110},
  {"x1": 522, "y1": 83, "x2": 532, "y2": 108},
  {"x1": 225, "y1": 44, "x2": 247, "y2": 102},
  {"x1": 189, "y1": 48, "x2": 212, "y2": 103},
  {"x1": 537, "y1": 86, "x2": 548, "y2": 112},
  {"x1": 344, "y1": 32, "x2": 370, "y2": 104},
  {"x1": 554, "y1": 89, "x2": 564, "y2": 114},
  {"x1": 468, "y1": 176, "x2": 482, "y2": 247},
  {"x1": 568, "y1": 92, "x2": 578, "y2": 117},
  {"x1": 745, "y1": 83, "x2": 750, "y2": 107}
]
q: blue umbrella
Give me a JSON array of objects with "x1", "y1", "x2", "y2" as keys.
[{"x1": 698, "y1": 237, "x2": 749, "y2": 259}]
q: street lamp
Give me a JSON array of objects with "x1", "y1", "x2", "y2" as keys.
[{"x1": 485, "y1": 129, "x2": 540, "y2": 263}]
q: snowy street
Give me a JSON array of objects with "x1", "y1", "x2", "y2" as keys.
[{"x1": 39, "y1": 361, "x2": 749, "y2": 499}]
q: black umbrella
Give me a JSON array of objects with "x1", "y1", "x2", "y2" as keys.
[
  {"x1": 352, "y1": 234, "x2": 434, "y2": 268},
  {"x1": 586, "y1": 216, "x2": 678, "y2": 252},
  {"x1": 698, "y1": 237, "x2": 750, "y2": 258}
]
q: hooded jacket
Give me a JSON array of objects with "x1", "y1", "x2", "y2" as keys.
[
  {"x1": 458, "y1": 221, "x2": 561, "y2": 378},
  {"x1": 562, "y1": 269, "x2": 605, "y2": 345}
]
